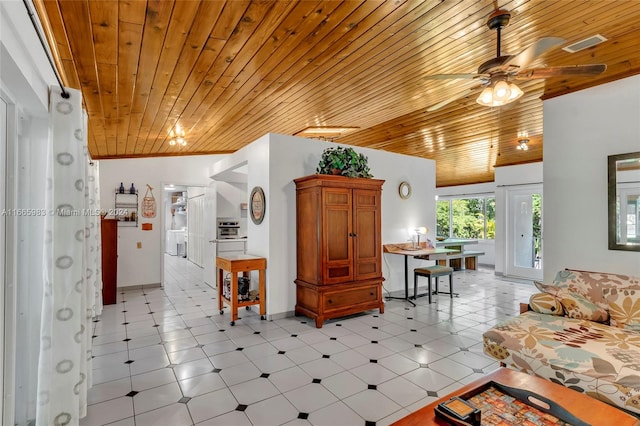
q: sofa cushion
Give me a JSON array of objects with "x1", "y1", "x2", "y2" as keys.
[
  {"x1": 553, "y1": 269, "x2": 640, "y2": 310},
  {"x1": 529, "y1": 292, "x2": 563, "y2": 316},
  {"x1": 604, "y1": 287, "x2": 640, "y2": 331}
]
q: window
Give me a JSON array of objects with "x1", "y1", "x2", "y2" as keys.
[{"x1": 436, "y1": 196, "x2": 495, "y2": 240}]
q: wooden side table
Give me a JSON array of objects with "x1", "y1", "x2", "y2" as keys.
[{"x1": 216, "y1": 254, "x2": 266, "y2": 326}]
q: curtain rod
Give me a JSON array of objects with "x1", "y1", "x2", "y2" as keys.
[{"x1": 22, "y1": 0, "x2": 70, "y2": 99}]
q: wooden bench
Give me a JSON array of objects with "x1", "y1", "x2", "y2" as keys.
[{"x1": 435, "y1": 250, "x2": 485, "y2": 270}]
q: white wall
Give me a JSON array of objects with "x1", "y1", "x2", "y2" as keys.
[
  {"x1": 544, "y1": 74, "x2": 640, "y2": 281},
  {"x1": 210, "y1": 134, "x2": 437, "y2": 318},
  {"x1": 99, "y1": 155, "x2": 223, "y2": 287}
]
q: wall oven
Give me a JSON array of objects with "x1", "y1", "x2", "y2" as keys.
[{"x1": 217, "y1": 218, "x2": 240, "y2": 239}]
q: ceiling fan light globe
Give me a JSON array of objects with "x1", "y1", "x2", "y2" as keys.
[
  {"x1": 493, "y1": 80, "x2": 511, "y2": 101},
  {"x1": 508, "y1": 83, "x2": 524, "y2": 101},
  {"x1": 477, "y1": 87, "x2": 494, "y2": 106},
  {"x1": 169, "y1": 139, "x2": 176, "y2": 146}
]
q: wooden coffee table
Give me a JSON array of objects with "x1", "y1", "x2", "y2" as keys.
[{"x1": 392, "y1": 367, "x2": 640, "y2": 425}]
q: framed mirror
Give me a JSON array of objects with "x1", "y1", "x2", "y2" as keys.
[{"x1": 608, "y1": 152, "x2": 640, "y2": 251}]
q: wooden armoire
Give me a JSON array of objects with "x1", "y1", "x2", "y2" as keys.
[{"x1": 294, "y1": 174, "x2": 385, "y2": 328}]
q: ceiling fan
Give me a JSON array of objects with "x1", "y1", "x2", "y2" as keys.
[{"x1": 426, "y1": 9, "x2": 607, "y2": 111}]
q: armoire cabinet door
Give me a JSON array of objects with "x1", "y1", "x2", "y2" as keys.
[
  {"x1": 353, "y1": 189, "x2": 382, "y2": 280},
  {"x1": 322, "y1": 187, "x2": 353, "y2": 284}
]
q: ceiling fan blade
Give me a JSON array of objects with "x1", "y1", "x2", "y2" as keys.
[
  {"x1": 501, "y1": 36, "x2": 566, "y2": 71},
  {"x1": 425, "y1": 73, "x2": 483, "y2": 80},
  {"x1": 516, "y1": 64, "x2": 607, "y2": 79},
  {"x1": 426, "y1": 87, "x2": 477, "y2": 112}
]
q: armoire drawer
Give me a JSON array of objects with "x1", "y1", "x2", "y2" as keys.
[{"x1": 322, "y1": 285, "x2": 379, "y2": 310}]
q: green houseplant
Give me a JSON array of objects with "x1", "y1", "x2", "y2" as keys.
[{"x1": 316, "y1": 146, "x2": 372, "y2": 178}]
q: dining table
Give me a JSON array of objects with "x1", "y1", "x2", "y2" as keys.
[{"x1": 382, "y1": 242, "x2": 458, "y2": 305}]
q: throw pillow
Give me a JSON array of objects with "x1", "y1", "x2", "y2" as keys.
[
  {"x1": 534, "y1": 282, "x2": 608, "y2": 322},
  {"x1": 534, "y1": 281, "x2": 563, "y2": 295},
  {"x1": 529, "y1": 293, "x2": 564, "y2": 316},
  {"x1": 556, "y1": 291, "x2": 609, "y2": 323},
  {"x1": 603, "y1": 287, "x2": 640, "y2": 329}
]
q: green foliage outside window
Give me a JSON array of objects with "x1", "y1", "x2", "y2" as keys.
[{"x1": 436, "y1": 197, "x2": 496, "y2": 240}]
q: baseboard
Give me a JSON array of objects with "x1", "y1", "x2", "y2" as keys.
[{"x1": 116, "y1": 282, "x2": 161, "y2": 291}]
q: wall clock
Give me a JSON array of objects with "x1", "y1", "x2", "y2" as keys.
[
  {"x1": 249, "y1": 186, "x2": 266, "y2": 225},
  {"x1": 399, "y1": 181, "x2": 412, "y2": 200}
]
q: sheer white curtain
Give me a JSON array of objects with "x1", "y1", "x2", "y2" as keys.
[{"x1": 37, "y1": 86, "x2": 102, "y2": 425}]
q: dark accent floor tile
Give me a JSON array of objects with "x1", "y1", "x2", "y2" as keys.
[
  {"x1": 178, "y1": 397, "x2": 191, "y2": 404},
  {"x1": 278, "y1": 351, "x2": 286, "y2": 355},
  {"x1": 236, "y1": 347, "x2": 244, "y2": 351},
  {"x1": 368, "y1": 384, "x2": 377, "y2": 390},
  {"x1": 365, "y1": 421, "x2": 376, "y2": 426},
  {"x1": 330, "y1": 337, "x2": 337, "y2": 341},
  {"x1": 473, "y1": 368, "x2": 484, "y2": 374},
  {"x1": 298, "y1": 413, "x2": 309, "y2": 420},
  {"x1": 122, "y1": 322, "x2": 129, "y2": 325},
  {"x1": 196, "y1": 344, "x2": 204, "y2": 348},
  {"x1": 427, "y1": 390, "x2": 438, "y2": 397},
  {"x1": 123, "y1": 338, "x2": 131, "y2": 342},
  {"x1": 369, "y1": 359, "x2": 377, "y2": 363},
  {"x1": 410, "y1": 329, "x2": 417, "y2": 332},
  {"x1": 124, "y1": 360, "x2": 134, "y2": 364},
  {"x1": 126, "y1": 391, "x2": 138, "y2": 397},
  {"x1": 236, "y1": 404, "x2": 248, "y2": 412},
  {"x1": 291, "y1": 334, "x2": 298, "y2": 337},
  {"x1": 260, "y1": 373, "x2": 270, "y2": 378},
  {"x1": 253, "y1": 331, "x2": 261, "y2": 335},
  {"x1": 167, "y1": 364, "x2": 178, "y2": 368},
  {"x1": 322, "y1": 354, "x2": 330, "y2": 359},
  {"x1": 414, "y1": 344, "x2": 422, "y2": 348},
  {"x1": 212, "y1": 368, "x2": 222, "y2": 373},
  {"x1": 372, "y1": 326, "x2": 379, "y2": 330},
  {"x1": 460, "y1": 347, "x2": 468, "y2": 351},
  {"x1": 371, "y1": 340, "x2": 378, "y2": 344},
  {"x1": 312, "y1": 378, "x2": 321, "y2": 384},
  {"x1": 420, "y1": 363, "x2": 428, "y2": 368}
]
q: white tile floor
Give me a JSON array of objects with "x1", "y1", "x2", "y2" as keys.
[{"x1": 81, "y1": 255, "x2": 536, "y2": 426}]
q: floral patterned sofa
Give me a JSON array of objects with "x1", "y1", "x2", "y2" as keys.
[{"x1": 483, "y1": 269, "x2": 640, "y2": 415}]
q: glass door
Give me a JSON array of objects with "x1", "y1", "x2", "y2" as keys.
[{"x1": 506, "y1": 186, "x2": 543, "y2": 280}]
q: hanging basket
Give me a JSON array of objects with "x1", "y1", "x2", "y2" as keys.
[{"x1": 141, "y1": 184, "x2": 156, "y2": 218}]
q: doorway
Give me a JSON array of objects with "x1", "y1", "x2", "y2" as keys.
[
  {"x1": 160, "y1": 183, "x2": 210, "y2": 288},
  {"x1": 505, "y1": 186, "x2": 543, "y2": 280}
]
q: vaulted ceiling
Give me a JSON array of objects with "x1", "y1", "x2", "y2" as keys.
[{"x1": 34, "y1": 0, "x2": 640, "y2": 186}]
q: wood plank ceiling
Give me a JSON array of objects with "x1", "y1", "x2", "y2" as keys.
[{"x1": 34, "y1": 0, "x2": 640, "y2": 187}]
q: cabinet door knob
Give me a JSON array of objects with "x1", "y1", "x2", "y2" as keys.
[
  {"x1": 328, "y1": 299, "x2": 332, "y2": 304},
  {"x1": 370, "y1": 292, "x2": 374, "y2": 296}
]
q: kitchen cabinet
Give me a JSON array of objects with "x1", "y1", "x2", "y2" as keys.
[{"x1": 294, "y1": 174, "x2": 385, "y2": 328}]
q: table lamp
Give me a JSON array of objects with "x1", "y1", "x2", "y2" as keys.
[{"x1": 414, "y1": 227, "x2": 428, "y2": 248}]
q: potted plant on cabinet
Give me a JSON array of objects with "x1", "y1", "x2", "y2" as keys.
[{"x1": 316, "y1": 146, "x2": 372, "y2": 178}]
